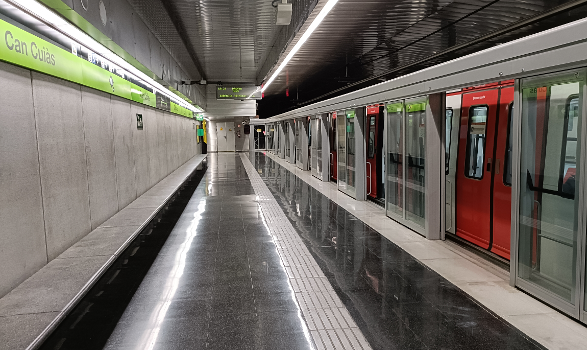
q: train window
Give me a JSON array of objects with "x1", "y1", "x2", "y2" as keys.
[
  {"x1": 445, "y1": 108, "x2": 453, "y2": 175},
  {"x1": 464, "y1": 105, "x2": 488, "y2": 179},
  {"x1": 368, "y1": 116, "x2": 376, "y2": 158},
  {"x1": 503, "y1": 103, "x2": 513, "y2": 186}
]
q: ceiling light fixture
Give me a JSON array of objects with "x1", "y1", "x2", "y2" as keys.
[
  {"x1": 5, "y1": 0, "x2": 203, "y2": 113},
  {"x1": 261, "y1": 0, "x2": 339, "y2": 93}
]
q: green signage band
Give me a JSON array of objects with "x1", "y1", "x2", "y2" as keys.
[
  {"x1": 0, "y1": 19, "x2": 193, "y2": 118},
  {"x1": 387, "y1": 102, "x2": 404, "y2": 113}
]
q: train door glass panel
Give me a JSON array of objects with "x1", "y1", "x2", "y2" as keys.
[
  {"x1": 285, "y1": 122, "x2": 290, "y2": 158},
  {"x1": 345, "y1": 109, "x2": 357, "y2": 198},
  {"x1": 330, "y1": 113, "x2": 338, "y2": 181},
  {"x1": 296, "y1": 121, "x2": 301, "y2": 164},
  {"x1": 465, "y1": 106, "x2": 488, "y2": 179},
  {"x1": 316, "y1": 118, "x2": 323, "y2": 175},
  {"x1": 405, "y1": 97, "x2": 427, "y2": 228},
  {"x1": 337, "y1": 110, "x2": 347, "y2": 190},
  {"x1": 267, "y1": 125, "x2": 274, "y2": 151},
  {"x1": 311, "y1": 118, "x2": 318, "y2": 176},
  {"x1": 445, "y1": 109, "x2": 453, "y2": 175},
  {"x1": 386, "y1": 102, "x2": 404, "y2": 218},
  {"x1": 518, "y1": 74, "x2": 582, "y2": 305},
  {"x1": 276, "y1": 124, "x2": 281, "y2": 155}
]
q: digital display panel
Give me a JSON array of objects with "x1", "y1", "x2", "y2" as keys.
[{"x1": 216, "y1": 86, "x2": 262, "y2": 100}]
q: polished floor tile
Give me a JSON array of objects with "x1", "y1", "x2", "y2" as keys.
[
  {"x1": 102, "y1": 154, "x2": 314, "y2": 350},
  {"x1": 251, "y1": 152, "x2": 546, "y2": 350}
]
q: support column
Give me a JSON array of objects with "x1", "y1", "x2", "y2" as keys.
[
  {"x1": 320, "y1": 113, "x2": 330, "y2": 181},
  {"x1": 279, "y1": 121, "x2": 286, "y2": 159},
  {"x1": 286, "y1": 119, "x2": 296, "y2": 164},
  {"x1": 298, "y1": 117, "x2": 309, "y2": 170},
  {"x1": 425, "y1": 92, "x2": 445, "y2": 240},
  {"x1": 355, "y1": 107, "x2": 366, "y2": 201}
]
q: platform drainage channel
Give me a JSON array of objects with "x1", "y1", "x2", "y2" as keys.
[{"x1": 37, "y1": 164, "x2": 207, "y2": 350}]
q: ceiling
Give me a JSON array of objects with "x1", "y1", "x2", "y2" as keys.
[
  {"x1": 129, "y1": 0, "x2": 318, "y2": 84},
  {"x1": 128, "y1": 0, "x2": 587, "y2": 116}
]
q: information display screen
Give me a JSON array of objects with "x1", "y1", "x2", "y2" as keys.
[{"x1": 216, "y1": 86, "x2": 262, "y2": 100}]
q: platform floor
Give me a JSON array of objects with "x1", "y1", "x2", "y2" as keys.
[{"x1": 103, "y1": 153, "x2": 547, "y2": 350}]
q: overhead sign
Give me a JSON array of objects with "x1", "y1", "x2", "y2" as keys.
[
  {"x1": 216, "y1": 85, "x2": 262, "y2": 100},
  {"x1": 195, "y1": 114, "x2": 204, "y2": 121}
]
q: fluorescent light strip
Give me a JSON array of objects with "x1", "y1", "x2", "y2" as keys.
[
  {"x1": 261, "y1": 0, "x2": 339, "y2": 93},
  {"x1": 5, "y1": 0, "x2": 202, "y2": 112}
]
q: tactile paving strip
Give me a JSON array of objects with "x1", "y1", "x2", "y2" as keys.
[{"x1": 240, "y1": 154, "x2": 372, "y2": 350}]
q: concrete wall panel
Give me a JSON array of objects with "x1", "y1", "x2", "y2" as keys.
[
  {"x1": 131, "y1": 104, "x2": 149, "y2": 196},
  {"x1": 0, "y1": 63, "x2": 47, "y2": 297},
  {"x1": 144, "y1": 107, "x2": 159, "y2": 187},
  {"x1": 149, "y1": 33, "x2": 163, "y2": 79},
  {"x1": 156, "y1": 111, "x2": 168, "y2": 181},
  {"x1": 81, "y1": 87, "x2": 118, "y2": 230},
  {"x1": 111, "y1": 96, "x2": 136, "y2": 210},
  {"x1": 132, "y1": 13, "x2": 151, "y2": 69},
  {"x1": 32, "y1": 72, "x2": 91, "y2": 260},
  {"x1": 108, "y1": 0, "x2": 136, "y2": 58}
]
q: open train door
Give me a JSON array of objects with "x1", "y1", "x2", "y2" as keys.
[
  {"x1": 330, "y1": 112, "x2": 338, "y2": 181},
  {"x1": 365, "y1": 105, "x2": 385, "y2": 206}
]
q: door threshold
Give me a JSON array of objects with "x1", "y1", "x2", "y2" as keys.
[
  {"x1": 445, "y1": 232, "x2": 509, "y2": 271},
  {"x1": 367, "y1": 197, "x2": 385, "y2": 208}
]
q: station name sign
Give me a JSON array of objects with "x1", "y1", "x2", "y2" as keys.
[
  {"x1": 217, "y1": 85, "x2": 262, "y2": 100},
  {"x1": 0, "y1": 18, "x2": 194, "y2": 118}
]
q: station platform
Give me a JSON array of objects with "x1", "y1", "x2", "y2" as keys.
[
  {"x1": 102, "y1": 152, "x2": 587, "y2": 350},
  {"x1": 6, "y1": 152, "x2": 587, "y2": 350}
]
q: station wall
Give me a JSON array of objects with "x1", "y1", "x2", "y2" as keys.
[
  {"x1": 0, "y1": 61, "x2": 202, "y2": 298},
  {"x1": 207, "y1": 118, "x2": 251, "y2": 152}
]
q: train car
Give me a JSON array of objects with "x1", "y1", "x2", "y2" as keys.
[
  {"x1": 329, "y1": 112, "x2": 338, "y2": 181},
  {"x1": 446, "y1": 80, "x2": 514, "y2": 260},
  {"x1": 365, "y1": 105, "x2": 385, "y2": 205}
]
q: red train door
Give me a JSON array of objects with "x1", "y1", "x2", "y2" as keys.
[
  {"x1": 456, "y1": 88, "x2": 500, "y2": 250},
  {"x1": 491, "y1": 86, "x2": 514, "y2": 259},
  {"x1": 366, "y1": 106, "x2": 379, "y2": 199},
  {"x1": 456, "y1": 83, "x2": 513, "y2": 259},
  {"x1": 330, "y1": 112, "x2": 338, "y2": 181}
]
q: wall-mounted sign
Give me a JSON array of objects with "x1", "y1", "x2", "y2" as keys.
[
  {"x1": 216, "y1": 85, "x2": 262, "y2": 100},
  {"x1": 136, "y1": 113, "x2": 143, "y2": 130},
  {"x1": 195, "y1": 114, "x2": 204, "y2": 121}
]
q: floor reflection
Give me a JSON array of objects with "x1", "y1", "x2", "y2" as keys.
[{"x1": 253, "y1": 152, "x2": 545, "y2": 350}]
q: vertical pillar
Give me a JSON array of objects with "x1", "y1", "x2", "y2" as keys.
[
  {"x1": 249, "y1": 125, "x2": 255, "y2": 151},
  {"x1": 278, "y1": 121, "x2": 287, "y2": 159},
  {"x1": 320, "y1": 113, "x2": 330, "y2": 181},
  {"x1": 299, "y1": 118, "x2": 309, "y2": 170},
  {"x1": 425, "y1": 92, "x2": 445, "y2": 240},
  {"x1": 355, "y1": 107, "x2": 366, "y2": 201},
  {"x1": 287, "y1": 119, "x2": 296, "y2": 164}
]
